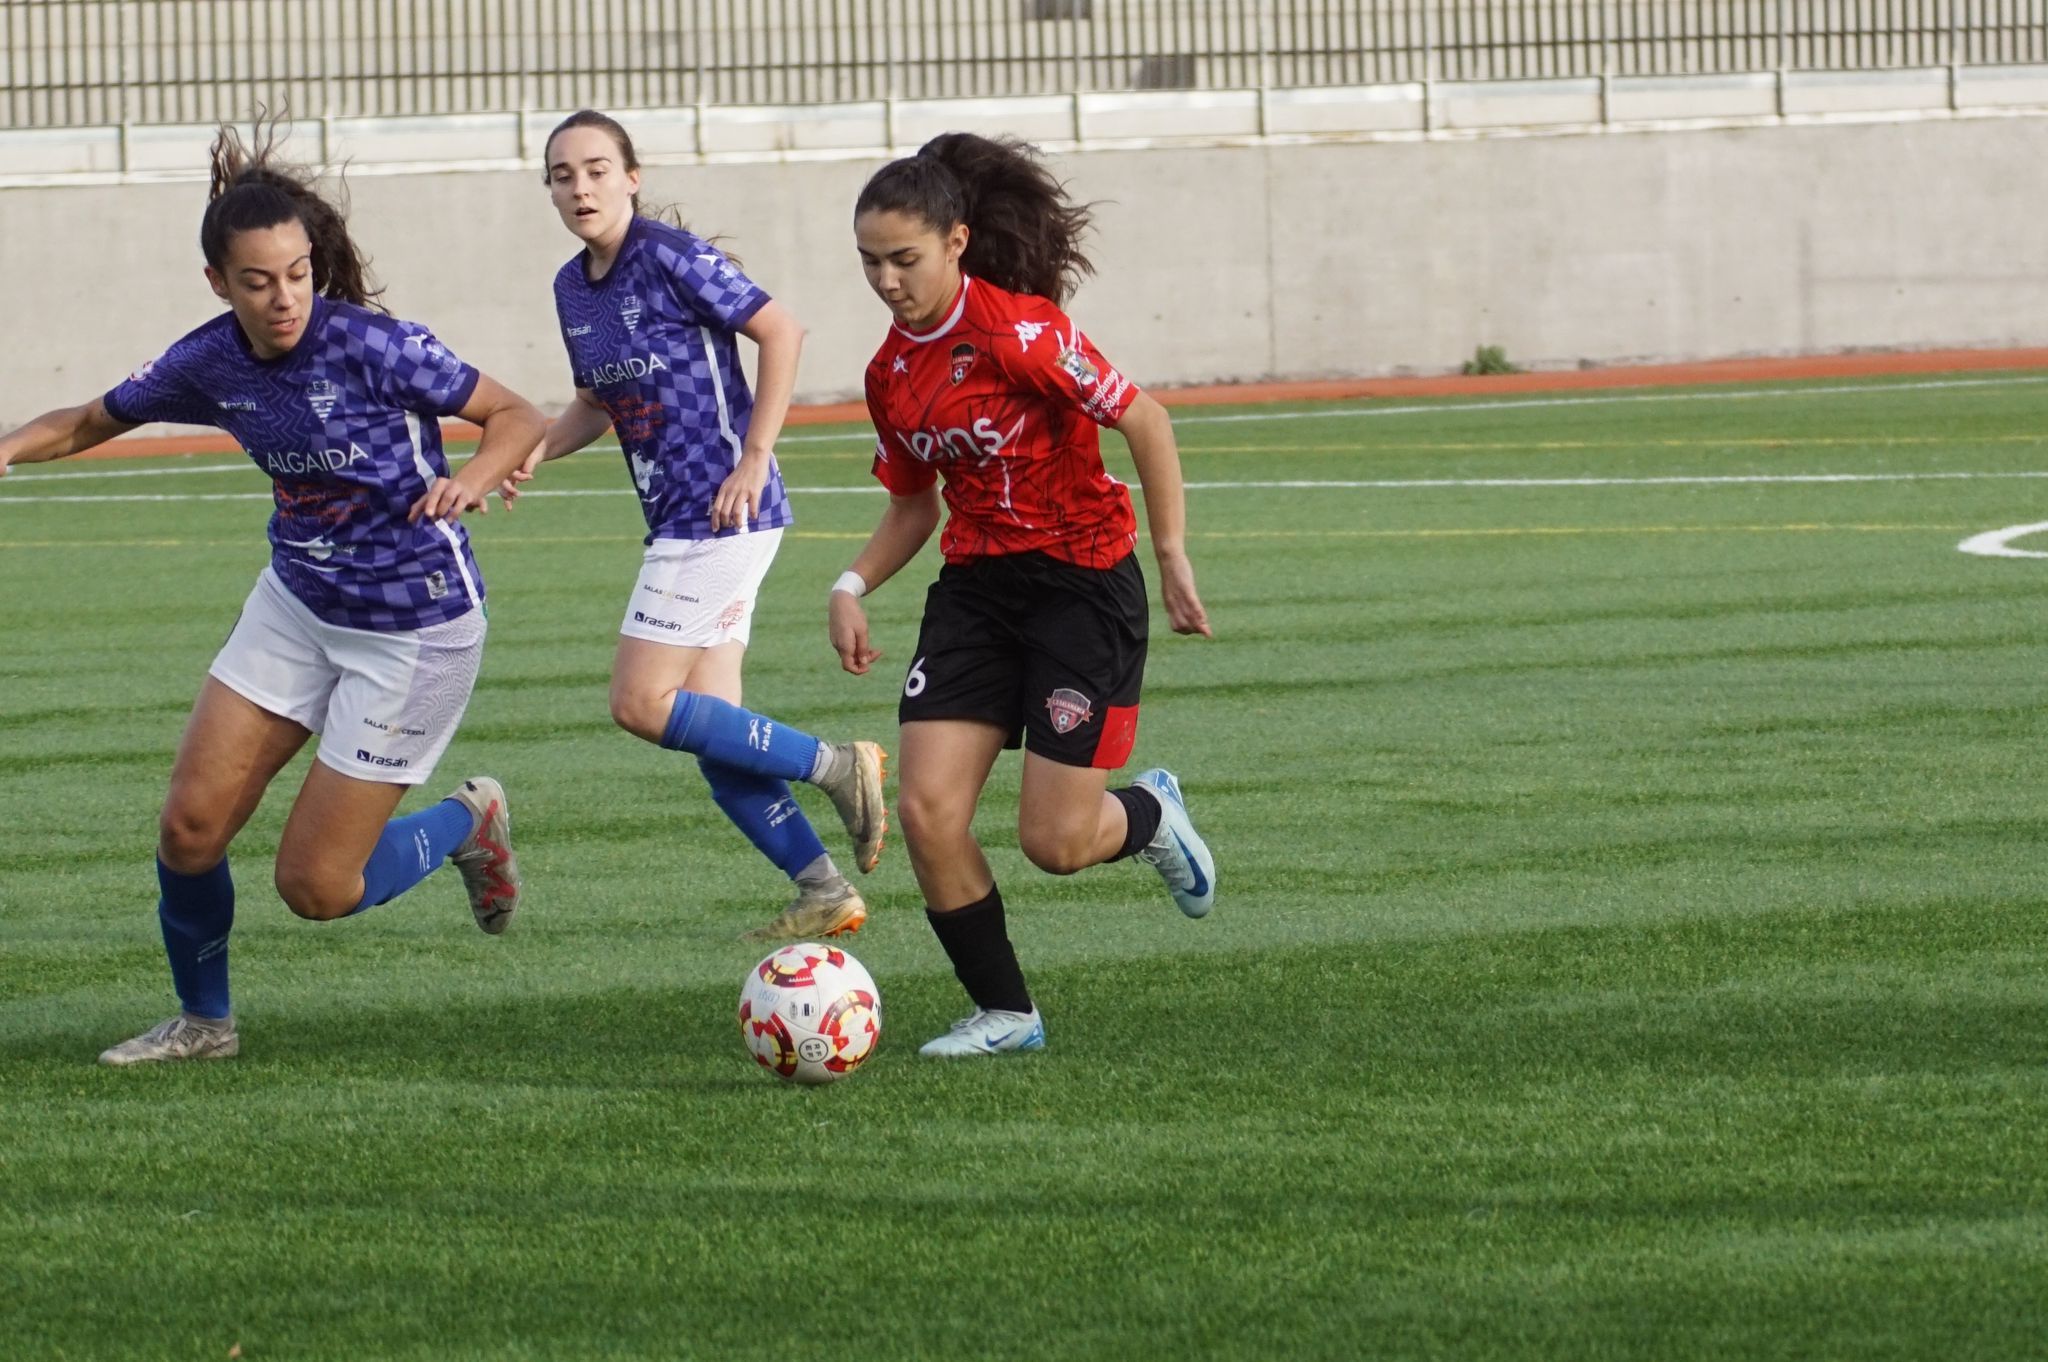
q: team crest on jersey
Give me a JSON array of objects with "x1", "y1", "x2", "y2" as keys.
[
  {"x1": 305, "y1": 379, "x2": 340, "y2": 420},
  {"x1": 949, "y1": 342, "x2": 978, "y2": 386},
  {"x1": 1056, "y1": 333, "x2": 1099, "y2": 389},
  {"x1": 621, "y1": 294, "x2": 644, "y2": 330},
  {"x1": 1045, "y1": 687, "x2": 1095, "y2": 735}
]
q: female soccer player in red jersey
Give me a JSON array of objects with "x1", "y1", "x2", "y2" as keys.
[{"x1": 832, "y1": 132, "x2": 1217, "y2": 1058}]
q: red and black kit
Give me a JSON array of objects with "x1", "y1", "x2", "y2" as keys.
[{"x1": 865, "y1": 275, "x2": 1148, "y2": 768}]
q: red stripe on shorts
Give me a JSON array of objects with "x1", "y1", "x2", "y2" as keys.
[{"x1": 1092, "y1": 704, "x2": 1140, "y2": 769}]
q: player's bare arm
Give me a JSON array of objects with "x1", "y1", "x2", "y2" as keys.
[
  {"x1": 412, "y1": 374, "x2": 545, "y2": 523},
  {"x1": 714, "y1": 300, "x2": 806, "y2": 530},
  {"x1": 0, "y1": 398, "x2": 138, "y2": 476},
  {"x1": 1115, "y1": 392, "x2": 1212, "y2": 638},
  {"x1": 829, "y1": 486, "x2": 942, "y2": 674},
  {"x1": 500, "y1": 386, "x2": 612, "y2": 505}
]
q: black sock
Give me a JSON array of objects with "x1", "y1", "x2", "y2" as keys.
[
  {"x1": 1108, "y1": 786, "x2": 1163, "y2": 861},
  {"x1": 925, "y1": 884, "x2": 1033, "y2": 1014}
]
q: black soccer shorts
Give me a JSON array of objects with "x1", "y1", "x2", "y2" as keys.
[{"x1": 898, "y1": 550, "x2": 1148, "y2": 769}]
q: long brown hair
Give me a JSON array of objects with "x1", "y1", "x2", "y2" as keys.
[
  {"x1": 542, "y1": 109, "x2": 712, "y2": 244},
  {"x1": 201, "y1": 119, "x2": 383, "y2": 310},
  {"x1": 854, "y1": 132, "x2": 1095, "y2": 304}
]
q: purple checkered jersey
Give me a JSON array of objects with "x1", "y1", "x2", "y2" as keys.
[
  {"x1": 552, "y1": 216, "x2": 792, "y2": 542},
  {"x1": 103, "y1": 295, "x2": 485, "y2": 631}
]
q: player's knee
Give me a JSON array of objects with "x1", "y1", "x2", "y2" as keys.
[
  {"x1": 157, "y1": 803, "x2": 231, "y2": 875},
  {"x1": 1018, "y1": 822, "x2": 1093, "y2": 876},
  {"x1": 896, "y1": 783, "x2": 970, "y2": 854},
  {"x1": 608, "y1": 687, "x2": 667, "y2": 744},
  {"x1": 273, "y1": 863, "x2": 358, "y2": 921}
]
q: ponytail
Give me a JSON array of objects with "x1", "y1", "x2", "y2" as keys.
[
  {"x1": 855, "y1": 133, "x2": 1094, "y2": 304},
  {"x1": 201, "y1": 118, "x2": 383, "y2": 311}
]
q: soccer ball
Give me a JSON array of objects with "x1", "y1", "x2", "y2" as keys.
[{"x1": 738, "y1": 942, "x2": 883, "y2": 1084}]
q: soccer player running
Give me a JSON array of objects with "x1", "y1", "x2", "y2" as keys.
[
  {"x1": 502, "y1": 111, "x2": 887, "y2": 943},
  {"x1": 0, "y1": 126, "x2": 544, "y2": 1065},
  {"x1": 833, "y1": 133, "x2": 1217, "y2": 1058}
]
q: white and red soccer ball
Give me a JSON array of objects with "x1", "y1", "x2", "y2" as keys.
[{"x1": 738, "y1": 943, "x2": 882, "y2": 1084}]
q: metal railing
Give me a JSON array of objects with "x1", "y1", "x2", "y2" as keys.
[{"x1": 5, "y1": 0, "x2": 2046, "y2": 129}]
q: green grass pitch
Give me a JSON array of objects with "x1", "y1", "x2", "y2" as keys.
[{"x1": 4, "y1": 372, "x2": 2048, "y2": 1359}]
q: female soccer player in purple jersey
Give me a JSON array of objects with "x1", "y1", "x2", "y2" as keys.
[
  {"x1": 0, "y1": 126, "x2": 546, "y2": 1065},
  {"x1": 503, "y1": 110, "x2": 887, "y2": 944}
]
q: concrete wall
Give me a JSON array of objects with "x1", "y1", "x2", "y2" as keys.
[{"x1": 4, "y1": 112, "x2": 2047, "y2": 430}]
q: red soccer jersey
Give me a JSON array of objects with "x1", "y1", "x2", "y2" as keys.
[{"x1": 864, "y1": 275, "x2": 1141, "y2": 568}]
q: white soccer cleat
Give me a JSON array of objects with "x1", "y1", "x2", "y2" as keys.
[
  {"x1": 98, "y1": 1013, "x2": 239, "y2": 1066},
  {"x1": 816, "y1": 740, "x2": 889, "y2": 874},
  {"x1": 1134, "y1": 768, "x2": 1215, "y2": 918},
  {"x1": 741, "y1": 877, "x2": 868, "y2": 944},
  {"x1": 917, "y1": 1007, "x2": 1046, "y2": 1058},
  {"x1": 449, "y1": 776, "x2": 520, "y2": 934}
]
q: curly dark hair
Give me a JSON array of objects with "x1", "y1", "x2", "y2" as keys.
[
  {"x1": 855, "y1": 132, "x2": 1095, "y2": 304},
  {"x1": 201, "y1": 117, "x2": 383, "y2": 310}
]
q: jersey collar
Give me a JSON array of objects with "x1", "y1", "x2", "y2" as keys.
[{"x1": 892, "y1": 276, "x2": 971, "y2": 344}]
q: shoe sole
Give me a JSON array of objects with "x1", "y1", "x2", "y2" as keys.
[
  {"x1": 847, "y1": 742, "x2": 889, "y2": 875},
  {"x1": 453, "y1": 777, "x2": 519, "y2": 935}
]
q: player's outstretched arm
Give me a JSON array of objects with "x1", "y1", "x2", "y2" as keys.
[
  {"x1": 0, "y1": 399, "x2": 138, "y2": 478},
  {"x1": 498, "y1": 387, "x2": 613, "y2": 507},
  {"x1": 412, "y1": 375, "x2": 546, "y2": 523},
  {"x1": 1116, "y1": 392, "x2": 1212, "y2": 638},
  {"x1": 828, "y1": 486, "x2": 942, "y2": 676}
]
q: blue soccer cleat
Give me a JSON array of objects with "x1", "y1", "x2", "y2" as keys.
[{"x1": 1134, "y1": 768, "x2": 1215, "y2": 918}]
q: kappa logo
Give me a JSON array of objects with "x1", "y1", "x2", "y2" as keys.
[
  {"x1": 305, "y1": 379, "x2": 340, "y2": 420},
  {"x1": 949, "y1": 342, "x2": 978, "y2": 386},
  {"x1": 620, "y1": 294, "x2": 644, "y2": 329},
  {"x1": 891, "y1": 355, "x2": 909, "y2": 375},
  {"x1": 1045, "y1": 687, "x2": 1095, "y2": 735},
  {"x1": 1014, "y1": 320, "x2": 1046, "y2": 351}
]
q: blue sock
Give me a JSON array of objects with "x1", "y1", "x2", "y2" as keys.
[
  {"x1": 661, "y1": 692, "x2": 821, "y2": 783},
  {"x1": 157, "y1": 855, "x2": 234, "y2": 1020},
  {"x1": 352, "y1": 798, "x2": 475, "y2": 913},
  {"x1": 699, "y1": 757, "x2": 830, "y2": 879}
]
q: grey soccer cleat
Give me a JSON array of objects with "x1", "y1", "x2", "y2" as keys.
[
  {"x1": 917, "y1": 1007, "x2": 1046, "y2": 1058},
  {"x1": 741, "y1": 877, "x2": 868, "y2": 944},
  {"x1": 449, "y1": 776, "x2": 520, "y2": 934},
  {"x1": 815, "y1": 741, "x2": 889, "y2": 874},
  {"x1": 98, "y1": 1013, "x2": 239, "y2": 1066},
  {"x1": 1134, "y1": 768, "x2": 1216, "y2": 918}
]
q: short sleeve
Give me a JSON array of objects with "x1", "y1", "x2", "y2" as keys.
[
  {"x1": 661, "y1": 241, "x2": 771, "y2": 331},
  {"x1": 370, "y1": 320, "x2": 481, "y2": 417},
  {"x1": 102, "y1": 347, "x2": 217, "y2": 429},
  {"x1": 999, "y1": 301, "x2": 1141, "y2": 429}
]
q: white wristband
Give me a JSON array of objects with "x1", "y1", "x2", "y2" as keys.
[{"x1": 832, "y1": 570, "x2": 869, "y2": 599}]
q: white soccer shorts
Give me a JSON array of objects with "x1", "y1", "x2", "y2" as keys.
[
  {"x1": 619, "y1": 527, "x2": 784, "y2": 649},
  {"x1": 208, "y1": 567, "x2": 486, "y2": 786}
]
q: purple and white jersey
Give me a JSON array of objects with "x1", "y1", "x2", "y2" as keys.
[
  {"x1": 104, "y1": 296, "x2": 484, "y2": 631},
  {"x1": 553, "y1": 216, "x2": 793, "y2": 543}
]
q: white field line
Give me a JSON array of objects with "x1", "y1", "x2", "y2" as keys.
[
  {"x1": 14, "y1": 468, "x2": 2048, "y2": 506},
  {"x1": 1957, "y1": 522, "x2": 2048, "y2": 559},
  {"x1": 10, "y1": 372, "x2": 2045, "y2": 483}
]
